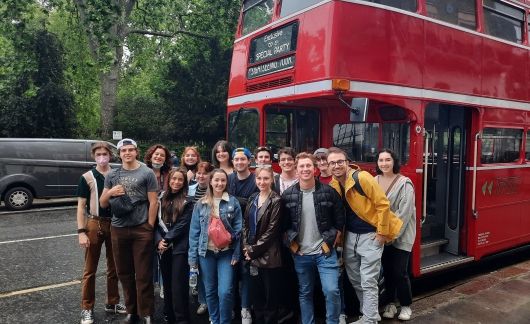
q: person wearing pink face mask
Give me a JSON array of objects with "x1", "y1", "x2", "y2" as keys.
[{"x1": 76, "y1": 142, "x2": 126, "y2": 324}]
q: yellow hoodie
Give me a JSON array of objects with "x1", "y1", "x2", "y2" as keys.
[{"x1": 329, "y1": 167, "x2": 403, "y2": 241}]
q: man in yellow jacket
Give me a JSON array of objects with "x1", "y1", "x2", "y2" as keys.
[{"x1": 327, "y1": 147, "x2": 403, "y2": 324}]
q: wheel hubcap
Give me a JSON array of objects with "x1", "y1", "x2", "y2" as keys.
[{"x1": 9, "y1": 191, "x2": 28, "y2": 207}]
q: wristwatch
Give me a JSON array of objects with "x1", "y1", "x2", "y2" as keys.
[{"x1": 77, "y1": 228, "x2": 87, "y2": 234}]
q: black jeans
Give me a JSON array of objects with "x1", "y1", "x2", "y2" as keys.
[
  {"x1": 381, "y1": 245, "x2": 412, "y2": 306},
  {"x1": 250, "y1": 267, "x2": 282, "y2": 324},
  {"x1": 160, "y1": 251, "x2": 190, "y2": 324}
]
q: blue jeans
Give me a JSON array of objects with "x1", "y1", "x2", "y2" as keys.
[
  {"x1": 293, "y1": 251, "x2": 341, "y2": 324},
  {"x1": 240, "y1": 261, "x2": 251, "y2": 309},
  {"x1": 199, "y1": 250, "x2": 235, "y2": 324}
]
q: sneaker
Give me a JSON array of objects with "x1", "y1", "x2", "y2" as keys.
[
  {"x1": 241, "y1": 308, "x2": 252, "y2": 324},
  {"x1": 105, "y1": 303, "x2": 127, "y2": 314},
  {"x1": 398, "y1": 306, "x2": 412, "y2": 321},
  {"x1": 382, "y1": 303, "x2": 398, "y2": 319},
  {"x1": 339, "y1": 313, "x2": 347, "y2": 324},
  {"x1": 349, "y1": 314, "x2": 381, "y2": 324},
  {"x1": 160, "y1": 287, "x2": 164, "y2": 299},
  {"x1": 80, "y1": 309, "x2": 94, "y2": 324},
  {"x1": 197, "y1": 303, "x2": 208, "y2": 315}
]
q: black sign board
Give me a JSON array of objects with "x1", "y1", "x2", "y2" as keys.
[
  {"x1": 247, "y1": 55, "x2": 296, "y2": 79},
  {"x1": 249, "y1": 22, "x2": 298, "y2": 65}
]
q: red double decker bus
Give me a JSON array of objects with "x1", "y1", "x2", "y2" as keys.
[{"x1": 226, "y1": 0, "x2": 530, "y2": 277}]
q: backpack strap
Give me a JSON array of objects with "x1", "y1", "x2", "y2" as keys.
[{"x1": 352, "y1": 169, "x2": 366, "y2": 197}]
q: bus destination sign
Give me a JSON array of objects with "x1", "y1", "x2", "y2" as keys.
[
  {"x1": 247, "y1": 55, "x2": 296, "y2": 79},
  {"x1": 249, "y1": 22, "x2": 298, "y2": 65}
]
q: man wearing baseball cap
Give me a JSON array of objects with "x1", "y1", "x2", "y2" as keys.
[
  {"x1": 228, "y1": 147, "x2": 259, "y2": 324},
  {"x1": 100, "y1": 138, "x2": 159, "y2": 324},
  {"x1": 314, "y1": 148, "x2": 333, "y2": 185}
]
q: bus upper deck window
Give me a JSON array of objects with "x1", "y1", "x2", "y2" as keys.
[
  {"x1": 280, "y1": 0, "x2": 322, "y2": 18},
  {"x1": 242, "y1": 0, "x2": 274, "y2": 36}
]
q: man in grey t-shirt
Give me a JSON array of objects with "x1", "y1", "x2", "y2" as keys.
[
  {"x1": 282, "y1": 152, "x2": 344, "y2": 324},
  {"x1": 101, "y1": 139, "x2": 158, "y2": 324}
]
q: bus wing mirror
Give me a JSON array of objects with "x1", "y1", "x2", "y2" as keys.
[{"x1": 350, "y1": 98, "x2": 369, "y2": 122}]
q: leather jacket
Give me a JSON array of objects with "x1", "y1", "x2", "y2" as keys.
[{"x1": 243, "y1": 191, "x2": 282, "y2": 268}]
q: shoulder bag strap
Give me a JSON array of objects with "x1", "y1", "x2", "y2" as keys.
[
  {"x1": 89, "y1": 170, "x2": 99, "y2": 217},
  {"x1": 385, "y1": 175, "x2": 402, "y2": 196}
]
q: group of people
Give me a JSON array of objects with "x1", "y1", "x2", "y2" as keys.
[{"x1": 76, "y1": 138, "x2": 416, "y2": 324}]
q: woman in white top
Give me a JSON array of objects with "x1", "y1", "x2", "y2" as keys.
[{"x1": 375, "y1": 149, "x2": 416, "y2": 321}]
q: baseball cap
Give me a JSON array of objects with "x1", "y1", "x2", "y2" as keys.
[
  {"x1": 117, "y1": 138, "x2": 137, "y2": 150},
  {"x1": 313, "y1": 148, "x2": 329, "y2": 156},
  {"x1": 232, "y1": 147, "x2": 252, "y2": 159}
]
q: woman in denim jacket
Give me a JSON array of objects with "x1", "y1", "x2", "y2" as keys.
[{"x1": 188, "y1": 169, "x2": 242, "y2": 324}]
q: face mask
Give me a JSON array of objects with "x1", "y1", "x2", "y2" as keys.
[
  {"x1": 152, "y1": 163, "x2": 163, "y2": 169},
  {"x1": 96, "y1": 155, "x2": 110, "y2": 166}
]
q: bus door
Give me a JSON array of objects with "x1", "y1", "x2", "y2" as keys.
[{"x1": 422, "y1": 103, "x2": 473, "y2": 272}]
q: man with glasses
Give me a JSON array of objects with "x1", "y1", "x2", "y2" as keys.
[
  {"x1": 274, "y1": 147, "x2": 298, "y2": 195},
  {"x1": 327, "y1": 147, "x2": 403, "y2": 324},
  {"x1": 228, "y1": 147, "x2": 259, "y2": 324},
  {"x1": 100, "y1": 139, "x2": 159, "y2": 324}
]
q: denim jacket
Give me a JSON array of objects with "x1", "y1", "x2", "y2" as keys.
[{"x1": 188, "y1": 192, "x2": 242, "y2": 267}]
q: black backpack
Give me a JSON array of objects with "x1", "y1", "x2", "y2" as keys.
[{"x1": 352, "y1": 169, "x2": 366, "y2": 197}]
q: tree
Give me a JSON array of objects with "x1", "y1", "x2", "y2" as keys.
[{"x1": 63, "y1": 0, "x2": 224, "y2": 139}]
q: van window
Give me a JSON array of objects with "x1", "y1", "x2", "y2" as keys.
[{"x1": 0, "y1": 141, "x2": 85, "y2": 161}]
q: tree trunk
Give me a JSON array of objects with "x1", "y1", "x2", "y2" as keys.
[{"x1": 99, "y1": 47, "x2": 122, "y2": 140}]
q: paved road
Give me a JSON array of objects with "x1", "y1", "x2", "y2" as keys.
[{"x1": 1, "y1": 206, "x2": 529, "y2": 323}]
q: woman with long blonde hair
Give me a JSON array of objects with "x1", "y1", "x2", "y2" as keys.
[{"x1": 188, "y1": 169, "x2": 242, "y2": 324}]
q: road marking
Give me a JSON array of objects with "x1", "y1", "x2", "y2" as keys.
[
  {"x1": 0, "y1": 280, "x2": 80, "y2": 298},
  {"x1": 0, "y1": 233, "x2": 77, "y2": 245},
  {"x1": 0, "y1": 206, "x2": 76, "y2": 215}
]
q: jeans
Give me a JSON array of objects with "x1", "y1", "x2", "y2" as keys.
[
  {"x1": 344, "y1": 232, "x2": 383, "y2": 324},
  {"x1": 240, "y1": 261, "x2": 251, "y2": 309},
  {"x1": 293, "y1": 251, "x2": 341, "y2": 324},
  {"x1": 81, "y1": 218, "x2": 119, "y2": 310},
  {"x1": 381, "y1": 245, "x2": 412, "y2": 307},
  {"x1": 199, "y1": 250, "x2": 235, "y2": 324},
  {"x1": 111, "y1": 223, "x2": 154, "y2": 317},
  {"x1": 160, "y1": 251, "x2": 189, "y2": 323}
]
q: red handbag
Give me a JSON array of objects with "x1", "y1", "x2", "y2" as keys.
[{"x1": 208, "y1": 214, "x2": 232, "y2": 249}]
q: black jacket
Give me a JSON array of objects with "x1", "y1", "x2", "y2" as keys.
[
  {"x1": 155, "y1": 199, "x2": 195, "y2": 255},
  {"x1": 281, "y1": 181, "x2": 345, "y2": 251}
]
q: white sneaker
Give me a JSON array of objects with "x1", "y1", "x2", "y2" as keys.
[
  {"x1": 80, "y1": 309, "x2": 94, "y2": 324},
  {"x1": 159, "y1": 286, "x2": 164, "y2": 299},
  {"x1": 197, "y1": 303, "x2": 208, "y2": 315},
  {"x1": 241, "y1": 308, "x2": 252, "y2": 324},
  {"x1": 349, "y1": 314, "x2": 381, "y2": 324},
  {"x1": 398, "y1": 306, "x2": 412, "y2": 321},
  {"x1": 339, "y1": 313, "x2": 347, "y2": 324},
  {"x1": 382, "y1": 303, "x2": 398, "y2": 319}
]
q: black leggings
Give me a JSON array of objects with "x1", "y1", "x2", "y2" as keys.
[{"x1": 381, "y1": 245, "x2": 412, "y2": 306}]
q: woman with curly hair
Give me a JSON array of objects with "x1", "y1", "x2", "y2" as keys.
[{"x1": 144, "y1": 144, "x2": 172, "y2": 193}]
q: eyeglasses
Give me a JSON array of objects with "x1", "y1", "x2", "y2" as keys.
[
  {"x1": 279, "y1": 157, "x2": 294, "y2": 162},
  {"x1": 328, "y1": 159, "x2": 347, "y2": 167},
  {"x1": 316, "y1": 157, "x2": 328, "y2": 165}
]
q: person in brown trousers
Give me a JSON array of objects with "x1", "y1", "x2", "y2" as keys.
[
  {"x1": 76, "y1": 141, "x2": 126, "y2": 324},
  {"x1": 100, "y1": 139, "x2": 159, "y2": 324}
]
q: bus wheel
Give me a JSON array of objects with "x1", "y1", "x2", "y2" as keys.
[{"x1": 4, "y1": 187, "x2": 33, "y2": 211}]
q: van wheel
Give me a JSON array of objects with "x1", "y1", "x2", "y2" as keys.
[{"x1": 4, "y1": 187, "x2": 33, "y2": 211}]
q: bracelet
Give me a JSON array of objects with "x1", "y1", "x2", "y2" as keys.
[{"x1": 77, "y1": 228, "x2": 87, "y2": 234}]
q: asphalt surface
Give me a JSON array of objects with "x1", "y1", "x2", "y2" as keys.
[{"x1": 1, "y1": 203, "x2": 529, "y2": 323}]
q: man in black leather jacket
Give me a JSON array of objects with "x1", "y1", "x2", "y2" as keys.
[{"x1": 282, "y1": 152, "x2": 345, "y2": 324}]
